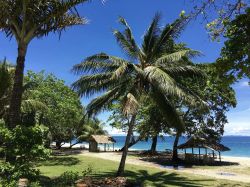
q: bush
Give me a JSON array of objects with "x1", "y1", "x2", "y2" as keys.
[
  {"x1": 0, "y1": 122, "x2": 50, "y2": 185},
  {"x1": 53, "y1": 166, "x2": 94, "y2": 186},
  {"x1": 54, "y1": 171, "x2": 80, "y2": 186}
]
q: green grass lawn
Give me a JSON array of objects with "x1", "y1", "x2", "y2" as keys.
[{"x1": 36, "y1": 155, "x2": 249, "y2": 187}]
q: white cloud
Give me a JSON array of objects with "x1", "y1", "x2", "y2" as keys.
[
  {"x1": 240, "y1": 81, "x2": 249, "y2": 87},
  {"x1": 225, "y1": 126, "x2": 250, "y2": 136}
]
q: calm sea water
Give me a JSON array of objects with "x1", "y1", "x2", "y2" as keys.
[{"x1": 112, "y1": 136, "x2": 250, "y2": 157}]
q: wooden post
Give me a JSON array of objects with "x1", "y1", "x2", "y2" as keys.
[
  {"x1": 219, "y1": 152, "x2": 221, "y2": 162},
  {"x1": 192, "y1": 148, "x2": 194, "y2": 162},
  {"x1": 113, "y1": 143, "x2": 114, "y2": 152},
  {"x1": 205, "y1": 148, "x2": 207, "y2": 155},
  {"x1": 104, "y1": 144, "x2": 106, "y2": 152},
  {"x1": 212, "y1": 150, "x2": 215, "y2": 159},
  {"x1": 198, "y1": 147, "x2": 201, "y2": 162}
]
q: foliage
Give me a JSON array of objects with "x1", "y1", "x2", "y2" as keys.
[
  {"x1": 72, "y1": 13, "x2": 206, "y2": 132},
  {"x1": 216, "y1": 8, "x2": 250, "y2": 84},
  {"x1": 53, "y1": 166, "x2": 93, "y2": 186},
  {"x1": 0, "y1": 121, "x2": 50, "y2": 185},
  {"x1": 0, "y1": 0, "x2": 88, "y2": 43},
  {"x1": 72, "y1": 13, "x2": 206, "y2": 175},
  {"x1": 25, "y1": 71, "x2": 84, "y2": 147},
  {"x1": 54, "y1": 171, "x2": 80, "y2": 186},
  {"x1": 188, "y1": 0, "x2": 249, "y2": 39},
  {"x1": 0, "y1": 61, "x2": 14, "y2": 119},
  {"x1": 182, "y1": 63, "x2": 236, "y2": 141}
]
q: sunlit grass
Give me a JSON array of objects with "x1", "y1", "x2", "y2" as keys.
[{"x1": 36, "y1": 155, "x2": 249, "y2": 187}]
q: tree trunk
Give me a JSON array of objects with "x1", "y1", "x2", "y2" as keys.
[
  {"x1": 56, "y1": 141, "x2": 62, "y2": 149},
  {"x1": 116, "y1": 115, "x2": 136, "y2": 177},
  {"x1": 172, "y1": 133, "x2": 180, "y2": 161},
  {"x1": 5, "y1": 44, "x2": 27, "y2": 163},
  {"x1": 119, "y1": 135, "x2": 141, "y2": 152},
  {"x1": 8, "y1": 44, "x2": 27, "y2": 128},
  {"x1": 150, "y1": 135, "x2": 158, "y2": 153}
]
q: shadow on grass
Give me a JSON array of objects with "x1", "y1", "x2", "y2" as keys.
[
  {"x1": 139, "y1": 156, "x2": 239, "y2": 168},
  {"x1": 90, "y1": 169, "x2": 215, "y2": 187},
  {"x1": 38, "y1": 169, "x2": 213, "y2": 187},
  {"x1": 37, "y1": 156, "x2": 80, "y2": 167}
]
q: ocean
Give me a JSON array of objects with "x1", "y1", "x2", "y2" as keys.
[{"x1": 111, "y1": 136, "x2": 250, "y2": 157}]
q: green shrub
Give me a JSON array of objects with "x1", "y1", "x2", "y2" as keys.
[
  {"x1": 0, "y1": 122, "x2": 50, "y2": 185},
  {"x1": 54, "y1": 171, "x2": 80, "y2": 186}
]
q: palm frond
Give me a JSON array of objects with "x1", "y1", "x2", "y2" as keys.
[
  {"x1": 142, "y1": 12, "x2": 161, "y2": 61},
  {"x1": 122, "y1": 93, "x2": 139, "y2": 117},
  {"x1": 155, "y1": 50, "x2": 202, "y2": 65},
  {"x1": 72, "y1": 53, "x2": 129, "y2": 74},
  {"x1": 162, "y1": 66, "x2": 206, "y2": 79},
  {"x1": 112, "y1": 17, "x2": 139, "y2": 59},
  {"x1": 144, "y1": 66, "x2": 190, "y2": 99},
  {"x1": 152, "y1": 17, "x2": 188, "y2": 56},
  {"x1": 151, "y1": 90, "x2": 184, "y2": 132},
  {"x1": 111, "y1": 62, "x2": 129, "y2": 80},
  {"x1": 86, "y1": 86, "x2": 123, "y2": 116}
]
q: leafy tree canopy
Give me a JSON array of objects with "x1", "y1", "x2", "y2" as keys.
[
  {"x1": 25, "y1": 71, "x2": 84, "y2": 146},
  {"x1": 216, "y1": 8, "x2": 250, "y2": 84}
]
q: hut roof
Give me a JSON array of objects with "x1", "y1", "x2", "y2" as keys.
[
  {"x1": 177, "y1": 136, "x2": 230, "y2": 152},
  {"x1": 90, "y1": 135, "x2": 116, "y2": 144}
]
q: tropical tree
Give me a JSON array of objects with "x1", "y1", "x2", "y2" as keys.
[
  {"x1": 0, "y1": 0, "x2": 89, "y2": 130},
  {"x1": 188, "y1": 0, "x2": 249, "y2": 38},
  {"x1": 72, "y1": 14, "x2": 206, "y2": 176},
  {"x1": 172, "y1": 63, "x2": 237, "y2": 161},
  {"x1": 216, "y1": 8, "x2": 250, "y2": 84},
  {"x1": 25, "y1": 71, "x2": 84, "y2": 149},
  {"x1": 0, "y1": 60, "x2": 14, "y2": 119}
]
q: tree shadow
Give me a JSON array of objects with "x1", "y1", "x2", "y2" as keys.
[
  {"x1": 139, "y1": 156, "x2": 239, "y2": 168},
  {"x1": 90, "y1": 169, "x2": 216, "y2": 187},
  {"x1": 37, "y1": 156, "x2": 80, "y2": 166}
]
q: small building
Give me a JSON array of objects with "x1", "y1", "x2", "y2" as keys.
[
  {"x1": 89, "y1": 135, "x2": 116, "y2": 152},
  {"x1": 177, "y1": 136, "x2": 230, "y2": 163}
]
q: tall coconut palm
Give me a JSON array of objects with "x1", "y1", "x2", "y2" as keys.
[
  {"x1": 72, "y1": 14, "x2": 206, "y2": 176},
  {"x1": 0, "y1": 0, "x2": 89, "y2": 129}
]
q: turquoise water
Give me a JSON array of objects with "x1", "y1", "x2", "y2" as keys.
[{"x1": 112, "y1": 136, "x2": 250, "y2": 157}]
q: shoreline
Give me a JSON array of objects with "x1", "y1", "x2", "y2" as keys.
[{"x1": 54, "y1": 142, "x2": 250, "y2": 159}]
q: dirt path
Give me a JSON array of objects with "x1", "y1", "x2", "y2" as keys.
[{"x1": 81, "y1": 151, "x2": 250, "y2": 183}]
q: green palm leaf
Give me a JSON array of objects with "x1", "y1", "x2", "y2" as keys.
[{"x1": 155, "y1": 50, "x2": 202, "y2": 65}]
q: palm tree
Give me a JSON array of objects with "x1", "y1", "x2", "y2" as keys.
[
  {"x1": 70, "y1": 117, "x2": 107, "y2": 148},
  {"x1": 0, "y1": 0, "x2": 89, "y2": 129},
  {"x1": 72, "y1": 14, "x2": 206, "y2": 176}
]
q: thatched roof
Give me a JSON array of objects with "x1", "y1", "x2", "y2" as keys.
[
  {"x1": 90, "y1": 135, "x2": 116, "y2": 144},
  {"x1": 177, "y1": 136, "x2": 230, "y2": 152}
]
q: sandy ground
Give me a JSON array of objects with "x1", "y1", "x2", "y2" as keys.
[{"x1": 80, "y1": 151, "x2": 250, "y2": 183}]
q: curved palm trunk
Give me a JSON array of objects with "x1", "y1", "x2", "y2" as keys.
[
  {"x1": 116, "y1": 115, "x2": 136, "y2": 177},
  {"x1": 8, "y1": 44, "x2": 27, "y2": 128},
  {"x1": 172, "y1": 132, "x2": 180, "y2": 161},
  {"x1": 150, "y1": 135, "x2": 158, "y2": 153},
  {"x1": 119, "y1": 134, "x2": 142, "y2": 152},
  {"x1": 6, "y1": 44, "x2": 27, "y2": 163}
]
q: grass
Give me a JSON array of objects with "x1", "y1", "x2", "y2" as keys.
[{"x1": 36, "y1": 154, "x2": 249, "y2": 187}]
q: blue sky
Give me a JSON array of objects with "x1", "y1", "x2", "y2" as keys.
[{"x1": 0, "y1": 0, "x2": 249, "y2": 135}]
